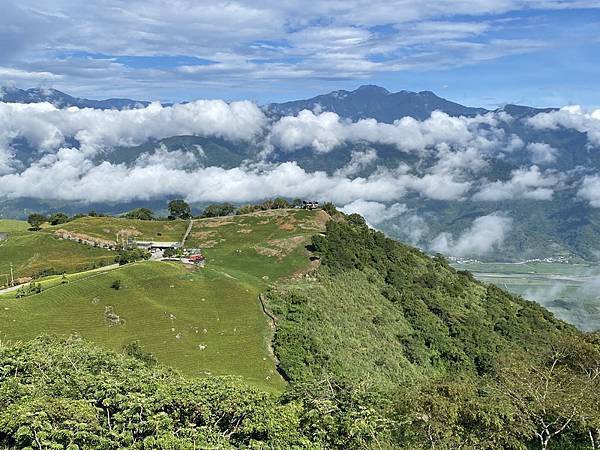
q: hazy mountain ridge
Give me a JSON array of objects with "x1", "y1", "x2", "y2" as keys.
[
  {"x1": 1, "y1": 85, "x2": 599, "y2": 261},
  {"x1": 0, "y1": 86, "x2": 150, "y2": 110}
]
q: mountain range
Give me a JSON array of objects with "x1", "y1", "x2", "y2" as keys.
[
  {"x1": 1, "y1": 84, "x2": 599, "y2": 262},
  {"x1": 0, "y1": 86, "x2": 150, "y2": 109}
]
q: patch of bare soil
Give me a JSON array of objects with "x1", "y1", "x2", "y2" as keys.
[
  {"x1": 196, "y1": 218, "x2": 235, "y2": 228},
  {"x1": 104, "y1": 305, "x2": 124, "y2": 326},
  {"x1": 54, "y1": 229, "x2": 117, "y2": 248},
  {"x1": 254, "y1": 235, "x2": 306, "y2": 259}
]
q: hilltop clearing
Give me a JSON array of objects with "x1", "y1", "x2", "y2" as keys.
[{"x1": 0, "y1": 209, "x2": 328, "y2": 390}]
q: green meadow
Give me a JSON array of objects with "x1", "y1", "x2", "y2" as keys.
[
  {"x1": 0, "y1": 209, "x2": 328, "y2": 389},
  {"x1": 44, "y1": 216, "x2": 189, "y2": 242},
  {"x1": 0, "y1": 232, "x2": 114, "y2": 283},
  {"x1": 0, "y1": 219, "x2": 29, "y2": 233}
]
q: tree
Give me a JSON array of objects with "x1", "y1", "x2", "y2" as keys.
[
  {"x1": 497, "y1": 342, "x2": 596, "y2": 450},
  {"x1": 202, "y1": 203, "x2": 235, "y2": 218},
  {"x1": 27, "y1": 213, "x2": 47, "y2": 230},
  {"x1": 291, "y1": 198, "x2": 303, "y2": 208},
  {"x1": 114, "y1": 249, "x2": 150, "y2": 265},
  {"x1": 237, "y1": 204, "x2": 257, "y2": 215},
  {"x1": 322, "y1": 202, "x2": 337, "y2": 216},
  {"x1": 273, "y1": 197, "x2": 290, "y2": 209},
  {"x1": 167, "y1": 199, "x2": 191, "y2": 220},
  {"x1": 124, "y1": 208, "x2": 154, "y2": 221},
  {"x1": 49, "y1": 212, "x2": 70, "y2": 225}
]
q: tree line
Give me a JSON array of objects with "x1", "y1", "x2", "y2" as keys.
[{"x1": 26, "y1": 197, "x2": 327, "y2": 230}]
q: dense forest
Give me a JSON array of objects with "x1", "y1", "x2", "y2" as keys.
[
  {"x1": 1, "y1": 212, "x2": 599, "y2": 449},
  {"x1": 267, "y1": 213, "x2": 600, "y2": 449}
]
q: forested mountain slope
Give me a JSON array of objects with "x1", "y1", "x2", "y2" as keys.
[{"x1": 267, "y1": 213, "x2": 600, "y2": 448}]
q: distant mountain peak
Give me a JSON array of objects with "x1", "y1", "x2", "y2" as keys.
[
  {"x1": 353, "y1": 85, "x2": 390, "y2": 95},
  {"x1": 269, "y1": 85, "x2": 488, "y2": 122},
  {"x1": 0, "y1": 86, "x2": 149, "y2": 110}
]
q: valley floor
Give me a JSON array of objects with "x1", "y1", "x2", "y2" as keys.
[{"x1": 452, "y1": 261, "x2": 600, "y2": 331}]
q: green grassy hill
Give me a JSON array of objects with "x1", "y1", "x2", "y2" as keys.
[
  {"x1": 2, "y1": 209, "x2": 599, "y2": 448},
  {"x1": 0, "y1": 219, "x2": 29, "y2": 233},
  {"x1": 0, "y1": 209, "x2": 328, "y2": 390},
  {"x1": 44, "y1": 216, "x2": 189, "y2": 243},
  {"x1": 0, "y1": 231, "x2": 114, "y2": 283}
]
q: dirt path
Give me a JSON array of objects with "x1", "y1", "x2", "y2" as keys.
[
  {"x1": 181, "y1": 218, "x2": 195, "y2": 247},
  {"x1": 0, "y1": 263, "x2": 121, "y2": 296}
]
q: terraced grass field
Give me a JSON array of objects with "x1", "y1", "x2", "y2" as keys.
[
  {"x1": 0, "y1": 219, "x2": 29, "y2": 233},
  {"x1": 0, "y1": 232, "x2": 114, "y2": 284},
  {"x1": 0, "y1": 209, "x2": 329, "y2": 390}
]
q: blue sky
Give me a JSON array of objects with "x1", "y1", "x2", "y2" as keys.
[{"x1": 1, "y1": 0, "x2": 599, "y2": 107}]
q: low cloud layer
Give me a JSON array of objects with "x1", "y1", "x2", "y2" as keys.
[
  {"x1": 269, "y1": 109, "x2": 499, "y2": 153},
  {"x1": 473, "y1": 166, "x2": 558, "y2": 201},
  {"x1": 340, "y1": 200, "x2": 407, "y2": 226},
  {"x1": 430, "y1": 214, "x2": 513, "y2": 257},
  {"x1": 1, "y1": 99, "x2": 600, "y2": 235},
  {"x1": 528, "y1": 105, "x2": 600, "y2": 146},
  {"x1": 0, "y1": 100, "x2": 267, "y2": 163}
]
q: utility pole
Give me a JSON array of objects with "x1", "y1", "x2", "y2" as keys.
[{"x1": 10, "y1": 263, "x2": 14, "y2": 286}]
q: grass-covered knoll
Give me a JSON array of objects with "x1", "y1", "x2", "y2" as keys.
[
  {"x1": 0, "y1": 336, "x2": 348, "y2": 449},
  {"x1": 0, "y1": 261, "x2": 284, "y2": 390},
  {"x1": 44, "y1": 216, "x2": 188, "y2": 242},
  {"x1": 0, "y1": 219, "x2": 29, "y2": 233},
  {"x1": 267, "y1": 214, "x2": 600, "y2": 448},
  {"x1": 0, "y1": 210, "x2": 329, "y2": 391},
  {"x1": 188, "y1": 208, "x2": 328, "y2": 280},
  {"x1": 0, "y1": 232, "x2": 114, "y2": 282}
]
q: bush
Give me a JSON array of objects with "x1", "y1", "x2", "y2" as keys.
[
  {"x1": 114, "y1": 249, "x2": 150, "y2": 265},
  {"x1": 110, "y1": 279, "x2": 121, "y2": 290}
]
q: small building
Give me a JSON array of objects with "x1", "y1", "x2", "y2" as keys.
[
  {"x1": 134, "y1": 241, "x2": 182, "y2": 251},
  {"x1": 302, "y1": 201, "x2": 320, "y2": 210},
  {"x1": 0, "y1": 232, "x2": 7, "y2": 241},
  {"x1": 188, "y1": 254, "x2": 205, "y2": 264}
]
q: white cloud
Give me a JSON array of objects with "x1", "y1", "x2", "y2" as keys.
[
  {"x1": 528, "y1": 106, "x2": 600, "y2": 147},
  {"x1": 430, "y1": 213, "x2": 512, "y2": 257},
  {"x1": 0, "y1": 67, "x2": 62, "y2": 81},
  {"x1": 334, "y1": 148, "x2": 378, "y2": 177},
  {"x1": 473, "y1": 165, "x2": 558, "y2": 201},
  {"x1": 578, "y1": 175, "x2": 600, "y2": 207},
  {"x1": 0, "y1": 99, "x2": 267, "y2": 159},
  {"x1": 269, "y1": 109, "x2": 499, "y2": 153},
  {"x1": 526, "y1": 142, "x2": 558, "y2": 164},
  {"x1": 340, "y1": 200, "x2": 407, "y2": 226},
  {"x1": 0, "y1": 150, "x2": 471, "y2": 204}
]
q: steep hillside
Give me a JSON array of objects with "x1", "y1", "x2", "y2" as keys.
[
  {"x1": 267, "y1": 213, "x2": 600, "y2": 448},
  {"x1": 1, "y1": 209, "x2": 599, "y2": 448}
]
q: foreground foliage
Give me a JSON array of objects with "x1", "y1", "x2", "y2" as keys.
[{"x1": 0, "y1": 336, "x2": 390, "y2": 449}]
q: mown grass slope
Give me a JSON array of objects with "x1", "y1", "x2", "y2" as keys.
[
  {"x1": 0, "y1": 219, "x2": 29, "y2": 233},
  {"x1": 187, "y1": 208, "x2": 328, "y2": 280},
  {"x1": 0, "y1": 232, "x2": 114, "y2": 282},
  {"x1": 44, "y1": 216, "x2": 189, "y2": 242},
  {"x1": 0, "y1": 209, "x2": 328, "y2": 390}
]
